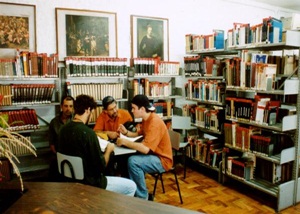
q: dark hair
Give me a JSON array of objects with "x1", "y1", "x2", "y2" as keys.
[
  {"x1": 131, "y1": 94, "x2": 155, "y2": 113},
  {"x1": 61, "y1": 95, "x2": 75, "y2": 105},
  {"x1": 74, "y1": 94, "x2": 97, "y2": 115},
  {"x1": 102, "y1": 96, "x2": 116, "y2": 110}
]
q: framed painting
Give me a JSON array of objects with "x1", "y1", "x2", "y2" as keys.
[
  {"x1": 56, "y1": 8, "x2": 117, "y2": 61},
  {"x1": 131, "y1": 15, "x2": 169, "y2": 61},
  {"x1": 0, "y1": 3, "x2": 36, "y2": 58}
]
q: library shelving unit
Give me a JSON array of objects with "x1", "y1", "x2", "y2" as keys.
[
  {"x1": 0, "y1": 76, "x2": 61, "y2": 179},
  {"x1": 221, "y1": 30, "x2": 300, "y2": 212},
  {"x1": 128, "y1": 73, "x2": 183, "y2": 121},
  {"x1": 61, "y1": 58, "x2": 129, "y2": 125},
  {"x1": 183, "y1": 50, "x2": 239, "y2": 180}
]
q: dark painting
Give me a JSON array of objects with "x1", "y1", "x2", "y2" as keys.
[
  {"x1": 137, "y1": 18, "x2": 164, "y2": 60},
  {"x1": 66, "y1": 15, "x2": 109, "y2": 57}
]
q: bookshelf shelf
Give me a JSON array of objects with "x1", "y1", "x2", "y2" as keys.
[
  {"x1": 227, "y1": 30, "x2": 300, "y2": 51},
  {"x1": 0, "y1": 102, "x2": 60, "y2": 110},
  {"x1": 226, "y1": 174, "x2": 295, "y2": 211},
  {"x1": 186, "y1": 49, "x2": 238, "y2": 56},
  {"x1": 225, "y1": 144, "x2": 295, "y2": 165},
  {"x1": 186, "y1": 98, "x2": 224, "y2": 107},
  {"x1": 185, "y1": 76, "x2": 225, "y2": 80},
  {"x1": 226, "y1": 79, "x2": 299, "y2": 95},
  {"x1": 191, "y1": 123, "x2": 223, "y2": 135},
  {"x1": 65, "y1": 76, "x2": 127, "y2": 84},
  {"x1": 227, "y1": 114, "x2": 297, "y2": 132},
  {"x1": 0, "y1": 77, "x2": 59, "y2": 81}
]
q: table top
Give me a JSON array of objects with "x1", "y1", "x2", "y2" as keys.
[
  {"x1": 4, "y1": 182, "x2": 200, "y2": 214},
  {"x1": 114, "y1": 146, "x2": 136, "y2": 156}
]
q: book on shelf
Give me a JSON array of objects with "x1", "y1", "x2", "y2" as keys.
[
  {"x1": 262, "y1": 16, "x2": 283, "y2": 43},
  {"x1": 213, "y1": 29, "x2": 224, "y2": 49}
]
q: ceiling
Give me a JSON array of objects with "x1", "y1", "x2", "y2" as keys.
[{"x1": 249, "y1": 0, "x2": 300, "y2": 11}]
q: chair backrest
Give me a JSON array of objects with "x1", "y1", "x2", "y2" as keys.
[
  {"x1": 57, "y1": 152, "x2": 84, "y2": 180},
  {"x1": 168, "y1": 129, "x2": 181, "y2": 151},
  {"x1": 171, "y1": 116, "x2": 193, "y2": 130}
]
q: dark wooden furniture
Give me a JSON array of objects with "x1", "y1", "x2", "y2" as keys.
[{"x1": 4, "y1": 182, "x2": 200, "y2": 214}]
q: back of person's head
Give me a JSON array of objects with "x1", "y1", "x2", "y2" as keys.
[
  {"x1": 61, "y1": 95, "x2": 75, "y2": 105},
  {"x1": 131, "y1": 94, "x2": 155, "y2": 113},
  {"x1": 102, "y1": 96, "x2": 116, "y2": 110},
  {"x1": 74, "y1": 94, "x2": 97, "y2": 115}
]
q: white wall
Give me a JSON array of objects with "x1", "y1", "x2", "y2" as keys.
[{"x1": 1, "y1": 0, "x2": 297, "y2": 64}]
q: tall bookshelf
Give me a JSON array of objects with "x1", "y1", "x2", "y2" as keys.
[
  {"x1": 221, "y1": 30, "x2": 300, "y2": 212},
  {"x1": 182, "y1": 50, "x2": 237, "y2": 180},
  {"x1": 0, "y1": 76, "x2": 61, "y2": 179}
]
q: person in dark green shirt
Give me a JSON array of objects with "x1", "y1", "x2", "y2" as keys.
[
  {"x1": 58, "y1": 94, "x2": 136, "y2": 196},
  {"x1": 48, "y1": 95, "x2": 74, "y2": 181}
]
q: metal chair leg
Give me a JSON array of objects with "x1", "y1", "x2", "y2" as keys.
[
  {"x1": 153, "y1": 174, "x2": 159, "y2": 196},
  {"x1": 173, "y1": 169, "x2": 183, "y2": 204},
  {"x1": 160, "y1": 174, "x2": 165, "y2": 193}
]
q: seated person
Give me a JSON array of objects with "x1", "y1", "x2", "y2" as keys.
[
  {"x1": 48, "y1": 95, "x2": 74, "y2": 181},
  {"x1": 94, "y1": 96, "x2": 133, "y2": 141},
  {"x1": 58, "y1": 94, "x2": 136, "y2": 196},
  {"x1": 117, "y1": 94, "x2": 173, "y2": 200}
]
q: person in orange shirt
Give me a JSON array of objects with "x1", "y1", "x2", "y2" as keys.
[
  {"x1": 117, "y1": 94, "x2": 173, "y2": 200},
  {"x1": 94, "y1": 96, "x2": 133, "y2": 141}
]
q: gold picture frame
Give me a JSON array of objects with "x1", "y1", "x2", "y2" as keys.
[
  {"x1": 131, "y1": 15, "x2": 169, "y2": 61},
  {"x1": 0, "y1": 2, "x2": 36, "y2": 58},
  {"x1": 56, "y1": 8, "x2": 118, "y2": 61}
]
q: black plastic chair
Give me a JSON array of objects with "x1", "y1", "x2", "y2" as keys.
[
  {"x1": 151, "y1": 130, "x2": 183, "y2": 204},
  {"x1": 57, "y1": 152, "x2": 84, "y2": 180}
]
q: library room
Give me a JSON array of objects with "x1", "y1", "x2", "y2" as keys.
[{"x1": 1, "y1": 0, "x2": 300, "y2": 213}]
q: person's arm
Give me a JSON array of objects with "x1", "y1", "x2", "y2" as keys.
[
  {"x1": 48, "y1": 119, "x2": 57, "y2": 154},
  {"x1": 117, "y1": 124, "x2": 139, "y2": 137},
  {"x1": 103, "y1": 143, "x2": 114, "y2": 165}
]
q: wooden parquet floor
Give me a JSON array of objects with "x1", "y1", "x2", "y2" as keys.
[{"x1": 145, "y1": 163, "x2": 300, "y2": 214}]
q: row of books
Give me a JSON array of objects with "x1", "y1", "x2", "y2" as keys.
[
  {"x1": 65, "y1": 57, "x2": 128, "y2": 77},
  {"x1": 184, "y1": 104, "x2": 224, "y2": 132},
  {"x1": 185, "y1": 16, "x2": 285, "y2": 53},
  {"x1": 0, "y1": 136, "x2": 32, "y2": 156},
  {"x1": 186, "y1": 135, "x2": 222, "y2": 168},
  {"x1": 0, "y1": 50, "x2": 58, "y2": 78},
  {"x1": 131, "y1": 57, "x2": 180, "y2": 76},
  {"x1": 185, "y1": 79, "x2": 226, "y2": 103},
  {"x1": 224, "y1": 123, "x2": 294, "y2": 156},
  {"x1": 184, "y1": 55, "x2": 224, "y2": 77},
  {"x1": 185, "y1": 29, "x2": 225, "y2": 52},
  {"x1": 153, "y1": 101, "x2": 173, "y2": 118},
  {"x1": 241, "y1": 50, "x2": 298, "y2": 77},
  {"x1": 226, "y1": 154, "x2": 293, "y2": 183},
  {"x1": 225, "y1": 96, "x2": 281, "y2": 125},
  {"x1": 0, "y1": 85, "x2": 12, "y2": 106},
  {"x1": 66, "y1": 82, "x2": 124, "y2": 101},
  {"x1": 227, "y1": 17, "x2": 283, "y2": 47},
  {"x1": 0, "y1": 109, "x2": 39, "y2": 131},
  {"x1": 225, "y1": 58, "x2": 278, "y2": 91},
  {"x1": 0, "y1": 84, "x2": 55, "y2": 106},
  {"x1": 255, "y1": 158, "x2": 292, "y2": 184},
  {"x1": 132, "y1": 78, "x2": 172, "y2": 97},
  {"x1": 226, "y1": 156, "x2": 254, "y2": 181},
  {"x1": 194, "y1": 106, "x2": 224, "y2": 132}
]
